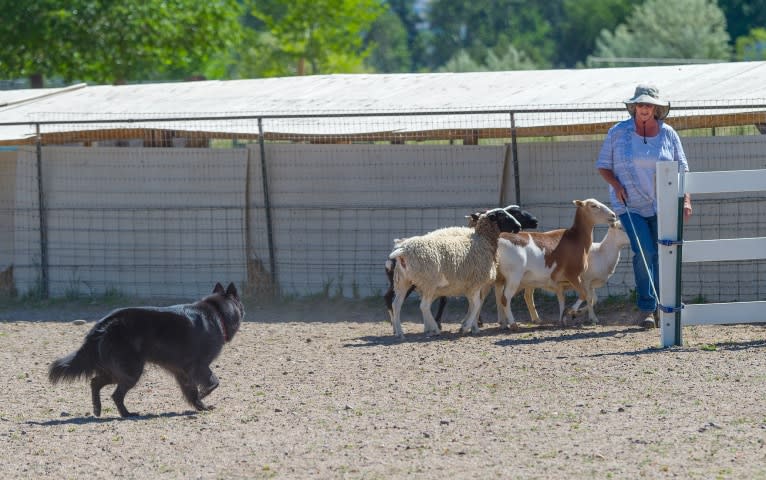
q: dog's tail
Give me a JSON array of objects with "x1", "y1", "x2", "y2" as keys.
[{"x1": 48, "y1": 328, "x2": 102, "y2": 384}]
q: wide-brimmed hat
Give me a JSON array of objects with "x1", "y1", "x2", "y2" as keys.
[{"x1": 624, "y1": 84, "x2": 670, "y2": 120}]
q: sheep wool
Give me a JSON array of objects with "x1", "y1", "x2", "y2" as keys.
[
  {"x1": 392, "y1": 224, "x2": 498, "y2": 298},
  {"x1": 386, "y1": 210, "x2": 517, "y2": 338}
]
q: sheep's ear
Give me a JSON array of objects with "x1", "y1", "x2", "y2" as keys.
[
  {"x1": 573, "y1": 199, "x2": 584, "y2": 207},
  {"x1": 469, "y1": 213, "x2": 480, "y2": 221}
]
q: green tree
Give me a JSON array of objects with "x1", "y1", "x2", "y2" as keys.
[
  {"x1": 364, "y1": 8, "x2": 412, "y2": 72},
  {"x1": 438, "y1": 45, "x2": 536, "y2": 72},
  {"x1": 0, "y1": 1, "x2": 73, "y2": 87},
  {"x1": 0, "y1": 0, "x2": 243, "y2": 87},
  {"x1": 717, "y1": 0, "x2": 766, "y2": 45},
  {"x1": 249, "y1": 0, "x2": 385, "y2": 76},
  {"x1": 387, "y1": 0, "x2": 429, "y2": 71},
  {"x1": 425, "y1": 0, "x2": 553, "y2": 70},
  {"x1": 72, "y1": 0, "x2": 243, "y2": 84},
  {"x1": 554, "y1": 0, "x2": 638, "y2": 68},
  {"x1": 588, "y1": 0, "x2": 731, "y2": 67},
  {"x1": 735, "y1": 27, "x2": 766, "y2": 61}
]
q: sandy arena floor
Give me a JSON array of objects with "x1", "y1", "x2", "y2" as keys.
[{"x1": 1, "y1": 297, "x2": 765, "y2": 479}]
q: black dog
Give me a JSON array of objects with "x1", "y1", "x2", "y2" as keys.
[{"x1": 49, "y1": 282, "x2": 244, "y2": 417}]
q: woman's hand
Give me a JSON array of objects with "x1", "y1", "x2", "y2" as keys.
[
  {"x1": 598, "y1": 168, "x2": 628, "y2": 205},
  {"x1": 614, "y1": 184, "x2": 628, "y2": 205},
  {"x1": 683, "y1": 194, "x2": 692, "y2": 221}
]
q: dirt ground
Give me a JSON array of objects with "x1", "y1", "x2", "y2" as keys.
[{"x1": 1, "y1": 295, "x2": 765, "y2": 479}]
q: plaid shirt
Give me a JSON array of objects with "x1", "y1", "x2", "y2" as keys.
[{"x1": 596, "y1": 118, "x2": 689, "y2": 217}]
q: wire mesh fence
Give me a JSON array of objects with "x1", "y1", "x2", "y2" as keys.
[{"x1": 0, "y1": 102, "x2": 764, "y2": 305}]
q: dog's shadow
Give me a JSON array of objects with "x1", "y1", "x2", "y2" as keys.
[{"x1": 26, "y1": 410, "x2": 198, "y2": 426}]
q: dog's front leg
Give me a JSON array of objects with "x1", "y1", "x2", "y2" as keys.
[
  {"x1": 175, "y1": 373, "x2": 212, "y2": 411},
  {"x1": 198, "y1": 367, "x2": 219, "y2": 399}
]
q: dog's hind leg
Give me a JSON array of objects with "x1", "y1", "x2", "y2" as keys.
[
  {"x1": 110, "y1": 362, "x2": 144, "y2": 417},
  {"x1": 90, "y1": 373, "x2": 112, "y2": 417},
  {"x1": 111, "y1": 382, "x2": 139, "y2": 417}
]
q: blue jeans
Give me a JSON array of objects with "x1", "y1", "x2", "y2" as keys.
[{"x1": 620, "y1": 212, "x2": 659, "y2": 312}]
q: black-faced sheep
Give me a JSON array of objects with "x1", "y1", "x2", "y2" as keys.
[
  {"x1": 387, "y1": 208, "x2": 521, "y2": 339},
  {"x1": 383, "y1": 205, "x2": 538, "y2": 328}
]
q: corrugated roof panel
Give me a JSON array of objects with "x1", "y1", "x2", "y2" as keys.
[{"x1": 1, "y1": 62, "x2": 765, "y2": 143}]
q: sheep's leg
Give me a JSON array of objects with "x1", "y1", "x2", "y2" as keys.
[
  {"x1": 434, "y1": 297, "x2": 447, "y2": 330},
  {"x1": 556, "y1": 289, "x2": 569, "y2": 327},
  {"x1": 460, "y1": 290, "x2": 483, "y2": 334},
  {"x1": 389, "y1": 264, "x2": 413, "y2": 339},
  {"x1": 586, "y1": 287, "x2": 599, "y2": 325},
  {"x1": 494, "y1": 281, "x2": 508, "y2": 328},
  {"x1": 419, "y1": 296, "x2": 441, "y2": 336},
  {"x1": 567, "y1": 298, "x2": 584, "y2": 317},
  {"x1": 390, "y1": 289, "x2": 406, "y2": 339},
  {"x1": 477, "y1": 283, "x2": 493, "y2": 327},
  {"x1": 501, "y1": 279, "x2": 521, "y2": 330},
  {"x1": 523, "y1": 288, "x2": 540, "y2": 323},
  {"x1": 561, "y1": 276, "x2": 588, "y2": 327}
]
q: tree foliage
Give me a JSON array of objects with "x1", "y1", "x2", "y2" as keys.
[
  {"x1": 589, "y1": 0, "x2": 731, "y2": 66},
  {"x1": 0, "y1": 0, "x2": 243, "y2": 86},
  {"x1": 553, "y1": 0, "x2": 638, "y2": 67},
  {"x1": 249, "y1": 0, "x2": 385, "y2": 76},
  {"x1": 438, "y1": 45, "x2": 537, "y2": 72},
  {"x1": 0, "y1": 1, "x2": 72, "y2": 86},
  {"x1": 364, "y1": 8, "x2": 412, "y2": 73},
  {"x1": 717, "y1": 0, "x2": 766, "y2": 43},
  {"x1": 735, "y1": 27, "x2": 766, "y2": 60},
  {"x1": 4, "y1": 0, "x2": 766, "y2": 85},
  {"x1": 424, "y1": 0, "x2": 554, "y2": 70}
]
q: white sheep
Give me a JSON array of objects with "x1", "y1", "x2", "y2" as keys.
[
  {"x1": 520, "y1": 219, "x2": 630, "y2": 325},
  {"x1": 383, "y1": 205, "x2": 539, "y2": 328},
  {"x1": 387, "y1": 208, "x2": 521, "y2": 338}
]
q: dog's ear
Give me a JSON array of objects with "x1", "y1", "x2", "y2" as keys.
[
  {"x1": 225, "y1": 282, "x2": 238, "y2": 298},
  {"x1": 213, "y1": 282, "x2": 225, "y2": 294}
]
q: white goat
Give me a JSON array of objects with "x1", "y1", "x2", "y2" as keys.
[
  {"x1": 387, "y1": 208, "x2": 520, "y2": 338},
  {"x1": 493, "y1": 199, "x2": 617, "y2": 330},
  {"x1": 520, "y1": 219, "x2": 630, "y2": 325}
]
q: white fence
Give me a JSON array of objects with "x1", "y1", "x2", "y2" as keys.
[{"x1": 657, "y1": 163, "x2": 766, "y2": 347}]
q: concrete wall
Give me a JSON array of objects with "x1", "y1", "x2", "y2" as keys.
[
  {"x1": 247, "y1": 144, "x2": 505, "y2": 297},
  {"x1": 11, "y1": 147, "x2": 247, "y2": 298},
  {"x1": 2, "y1": 135, "x2": 764, "y2": 302},
  {"x1": 0, "y1": 148, "x2": 18, "y2": 292}
]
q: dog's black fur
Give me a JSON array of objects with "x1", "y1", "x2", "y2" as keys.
[{"x1": 49, "y1": 282, "x2": 244, "y2": 417}]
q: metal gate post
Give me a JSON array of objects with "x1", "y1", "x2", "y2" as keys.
[
  {"x1": 656, "y1": 161, "x2": 682, "y2": 347},
  {"x1": 257, "y1": 118, "x2": 279, "y2": 295},
  {"x1": 35, "y1": 124, "x2": 49, "y2": 298}
]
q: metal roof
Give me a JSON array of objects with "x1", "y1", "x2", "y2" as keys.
[{"x1": 1, "y1": 61, "x2": 766, "y2": 143}]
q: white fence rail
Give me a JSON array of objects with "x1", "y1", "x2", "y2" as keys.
[{"x1": 656, "y1": 163, "x2": 766, "y2": 347}]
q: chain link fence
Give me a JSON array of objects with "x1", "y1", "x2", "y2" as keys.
[{"x1": 1, "y1": 102, "x2": 765, "y2": 305}]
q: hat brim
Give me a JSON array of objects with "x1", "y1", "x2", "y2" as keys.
[
  {"x1": 624, "y1": 93, "x2": 669, "y2": 107},
  {"x1": 625, "y1": 95, "x2": 670, "y2": 120}
]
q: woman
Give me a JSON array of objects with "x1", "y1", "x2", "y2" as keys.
[{"x1": 596, "y1": 84, "x2": 692, "y2": 329}]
